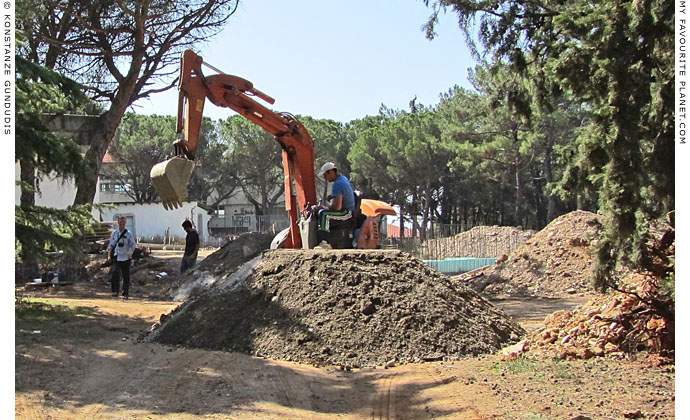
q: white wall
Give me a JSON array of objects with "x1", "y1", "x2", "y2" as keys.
[
  {"x1": 96, "y1": 202, "x2": 211, "y2": 244},
  {"x1": 15, "y1": 163, "x2": 81, "y2": 208},
  {"x1": 15, "y1": 162, "x2": 110, "y2": 208}
]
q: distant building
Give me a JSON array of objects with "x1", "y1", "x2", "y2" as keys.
[
  {"x1": 15, "y1": 115, "x2": 289, "y2": 245},
  {"x1": 386, "y1": 224, "x2": 418, "y2": 238}
]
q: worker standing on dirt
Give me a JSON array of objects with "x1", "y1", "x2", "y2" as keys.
[
  {"x1": 106, "y1": 216, "x2": 137, "y2": 299},
  {"x1": 181, "y1": 220, "x2": 200, "y2": 273},
  {"x1": 315, "y1": 162, "x2": 355, "y2": 245}
]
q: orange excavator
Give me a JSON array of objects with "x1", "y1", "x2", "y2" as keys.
[{"x1": 150, "y1": 50, "x2": 395, "y2": 249}]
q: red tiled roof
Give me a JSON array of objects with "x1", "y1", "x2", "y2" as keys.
[
  {"x1": 102, "y1": 152, "x2": 116, "y2": 163},
  {"x1": 386, "y1": 224, "x2": 418, "y2": 238}
]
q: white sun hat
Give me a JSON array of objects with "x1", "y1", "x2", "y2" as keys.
[{"x1": 318, "y1": 162, "x2": 336, "y2": 176}]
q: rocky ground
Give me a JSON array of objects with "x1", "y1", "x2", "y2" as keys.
[
  {"x1": 519, "y1": 270, "x2": 674, "y2": 361},
  {"x1": 453, "y1": 211, "x2": 676, "y2": 365}
]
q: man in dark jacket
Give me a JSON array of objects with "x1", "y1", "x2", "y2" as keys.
[{"x1": 180, "y1": 220, "x2": 200, "y2": 273}]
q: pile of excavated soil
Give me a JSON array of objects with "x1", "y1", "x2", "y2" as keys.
[
  {"x1": 457, "y1": 211, "x2": 602, "y2": 298},
  {"x1": 145, "y1": 249, "x2": 525, "y2": 367},
  {"x1": 501, "y1": 213, "x2": 675, "y2": 362},
  {"x1": 424, "y1": 225, "x2": 536, "y2": 259},
  {"x1": 162, "y1": 232, "x2": 274, "y2": 301}
]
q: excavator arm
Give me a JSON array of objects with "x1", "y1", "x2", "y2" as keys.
[{"x1": 151, "y1": 50, "x2": 318, "y2": 248}]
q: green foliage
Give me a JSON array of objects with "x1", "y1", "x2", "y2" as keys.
[
  {"x1": 15, "y1": 53, "x2": 95, "y2": 266},
  {"x1": 220, "y1": 115, "x2": 284, "y2": 215},
  {"x1": 15, "y1": 56, "x2": 88, "y2": 181},
  {"x1": 517, "y1": 414, "x2": 549, "y2": 420},
  {"x1": 346, "y1": 114, "x2": 397, "y2": 200},
  {"x1": 660, "y1": 256, "x2": 675, "y2": 300},
  {"x1": 495, "y1": 356, "x2": 540, "y2": 376},
  {"x1": 434, "y1": 68, "x2": 586, "y2": 228},
  {"x1": 300, "y1": 117, "x2": 352, "y2": 199},
  {"x1": 107, "y1": 113, "x2": 177, "y2": 202},
  {"x1": 425, "y1": 0, "x2": 674, "y2": 286},
  {"x1": 348, "y1": 103, "x2": 455, "y2": 238},
  {"x1": 188, "y1": 118, "x2": 237, "y2": 207},
  {"x1": 15, "y1": 205, "x2": 96, "y2": 264},
  {"x1": 17, "y1": 0, "x2": 242, "y2": 205},
  {"x1": 104, "y1": 113, "x2": 230, "y2": 207},
  {"x1": 107, "y1": 113, "x2": 222, "y2": 204}
]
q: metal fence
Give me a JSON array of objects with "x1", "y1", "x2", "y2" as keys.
[
  {"x1": 255, "y1": 215, "x2": 290, "y2": 232},
  {"x1": 205, "y1": 217, "x2": 532, "y2": 261},
  {"x1": 207, "y1": 214, "x2": 290, "y2": 238},
  {"x1": 383, "y1": 224, "x2": 534, "y2": 261}
]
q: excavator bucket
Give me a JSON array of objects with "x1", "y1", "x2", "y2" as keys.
[{"x1": 150, "y1": 157, "x2": 195, "y2": 210}]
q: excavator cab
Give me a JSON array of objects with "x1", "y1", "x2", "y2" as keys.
[
  {"x1": 295, "y1": 197, "x2": 396, "y2": 250},
  {"x1": 150, "y1": 156, "x2": 195, "y2": 210}
]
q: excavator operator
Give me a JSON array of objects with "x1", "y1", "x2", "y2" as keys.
[{"x1": 315, "y1": 162, "x2": 355, "y2": 246}]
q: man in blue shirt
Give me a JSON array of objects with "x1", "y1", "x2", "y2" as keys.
[
  {"x1": 106, "y1": 216, "x2": 137, "y2": 299},
  {"x1": 315, "y1": 162, "x2": 355, "y2": 245}
]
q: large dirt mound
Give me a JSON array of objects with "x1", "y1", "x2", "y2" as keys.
[
  {"x1": 458, "y1": 211, "x2": 602, "y2": 298},
  {"x1": 145, "y1": 249, "x2": 525, "y2": 367},
  {"x1": 162, "y1": 232, "x2": 274, "y2": 301}
]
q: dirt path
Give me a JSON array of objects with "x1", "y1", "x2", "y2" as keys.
[
  {"x1": 15, "y1": 251, "x2": 674, "y2": 419},
  {"x1": 488, "y1": 297, "x2": 589, "y2": 331}
]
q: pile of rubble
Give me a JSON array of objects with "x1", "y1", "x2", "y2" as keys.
[
  {"x1": 146, "y1": 249, "x2": 525, "y2": 368},
  {"x1": 458, "y1": 211, "x2": 602, "y2": 298},
  {"x1": 162, "y1": 232, "x2": 274, "y2": 301},
  {"x1": 503, "y1": 213, "x2": 675, "y2": 361},
  {"x1": 502, "y1": 272, "x2": 674, "y2": 361}
]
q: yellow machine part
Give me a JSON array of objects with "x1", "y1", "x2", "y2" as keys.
[{"x1": 150, "y1": 157, "x2": 195, "y2": 210}]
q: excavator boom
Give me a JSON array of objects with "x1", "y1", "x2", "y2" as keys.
[{"x1": 151, "y1": 50, "x2": 317, "y2": 248}]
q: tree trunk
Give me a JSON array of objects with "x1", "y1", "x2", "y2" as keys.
[
  {"x1": 73, "y1": 53, "x2": 144, "y2": 205},
  {"x1": 421, "y1": 186, "x2": 431, "y2": 241},
  {"x1": 515, "y1": 163, "x2": 523, "y2": 226},
  {"x1": 73, "y1": 112, "x2": 123, "y2": 205},
  {"x1": 543, "y1": 131, "x2": 557, "y2": 222},
  {"x1": 19, "y1": 158, "x2": 36, "y2": 207},
  {"x1": 18, "y1": 158, "x2": 40, "y2": 279},
  {"x1": 513, "y1": 128, "x2": 524, "y2": 227},
  {"x1": 399, "y1": 214, "x2": 405, "y2": 239}
]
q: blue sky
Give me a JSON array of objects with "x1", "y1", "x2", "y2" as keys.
[{"x1": 133, "y1": 0, "x2": 476, "y2": 123}]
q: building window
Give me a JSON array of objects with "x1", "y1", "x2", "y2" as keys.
[
  {"x1": 113, "y1": 183, "x2": 129, "y2": 192},
  {"x1": 100, "y1": 182, "x2": 129, "y2": 193}
]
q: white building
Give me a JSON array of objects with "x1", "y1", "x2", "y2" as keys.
[
  {"x1": 15, "y1": 158, "x2": 214, "y2": 245},
  {"x1": 15, "y1": 115, "x2": 290, "y2": 246}
]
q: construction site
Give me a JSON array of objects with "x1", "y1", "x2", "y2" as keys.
[
  {"x1": 15, "y1": 210, "x2": 675, "y2": 419},
  {"x1": 14, "y1": 2, "x2": 675, "y2": 418}
]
